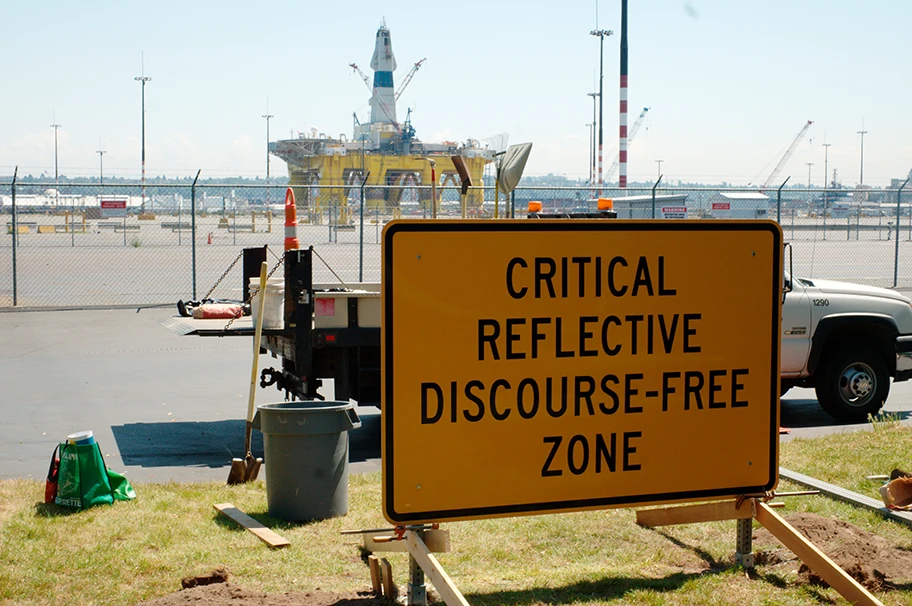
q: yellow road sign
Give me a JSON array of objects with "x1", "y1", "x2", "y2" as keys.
[{"x1": 382, "y1": 220, "x2": 782, "y2": 524}]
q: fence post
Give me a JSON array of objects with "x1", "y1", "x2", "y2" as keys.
[
  {"x1": 651, "y1": 175, "x2": 662, "y2": 218},
  {"x1": 894, "y1": 179, "x2": 909, "y2": 288},
  {"x1": 11, "y1": 166, "x2": 18, "y2": 306},
  {"x1": 777, "y1": 176, "x2": 790, "y2": 225},
  {"x1": 191, "y1": 169, "x2": 201, "y2": 300},
  {"x1": 511, "y1": 190, "x2": 516, "y2": 218}
]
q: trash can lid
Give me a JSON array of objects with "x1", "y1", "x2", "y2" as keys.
[{"x1": 255, "y1": 401, "x2": 362, "y2": 435}]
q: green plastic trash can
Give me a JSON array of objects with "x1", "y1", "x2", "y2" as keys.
[{"x1": 253, "y1": 401, "x2": 361, "y2": 522}]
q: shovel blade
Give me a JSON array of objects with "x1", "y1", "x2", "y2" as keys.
[{"x1": 244, "y1": 456, "x2": 262, "y2": 482}]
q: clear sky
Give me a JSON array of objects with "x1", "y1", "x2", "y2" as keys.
[{"x1": 2, "y1": 0, "x2": 910, "y2": 186}]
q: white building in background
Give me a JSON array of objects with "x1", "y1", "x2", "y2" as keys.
[
  {"x1": 611, "y1": 194, "x2": 689, "y2": 219},
  {"x1": 712, "y1": 192, "x2": 769, "y2": 219}
]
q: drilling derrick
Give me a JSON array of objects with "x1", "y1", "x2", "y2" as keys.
[{"x1": 269, "y1": 22, "x2": 493, "y2": 216}]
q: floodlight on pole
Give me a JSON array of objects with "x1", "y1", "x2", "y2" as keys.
[
  {"x1": 822, "y1": 142, "x2": 831, "y2": 239},
  {"x1": 135, "y1": 58, "x2": 151, "y2": 215},
  {"x1": 590, "y1": 28, "x2": 613, "y2": 195},
  {"x1": 857, "y1": 128, "x2": 868, "y2": 188},
  {"x1": 655, "y1": 159, "x2": 663, "y2": 179},
  {"x1": 97, "y1": 149, "x2": 106, "y2": 186},
  {"x1": 806, "y1": 162, "x2": 814, "y2": 212},
  {"x1": 586, "y1": 91, "x2": 598, "y2": 186},
  {"x1": 262, "y1": 111, "x2": 273, "y2": 204},
  {"x1": 585, "y1": 123, "x2": 593, "y2": 184},
  {"x1": 50, "y1": 121, "x2": 60, "y2": 207}
]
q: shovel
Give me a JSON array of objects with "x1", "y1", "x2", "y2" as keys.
[{"x1": 228, "y1": 261, "x2": 269, "y2": 485}]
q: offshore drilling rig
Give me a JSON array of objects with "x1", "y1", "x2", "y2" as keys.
[{"x1": 269, "y1": 21, "x2": 494, "y2": 218}]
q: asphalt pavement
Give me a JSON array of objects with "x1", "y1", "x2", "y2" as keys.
[
  {"x1": 1, "y1": 307, "x2": 910, "y2": 484},
  {"x1": 0, "y1": 307, "x2": 380, "y2": 482}
]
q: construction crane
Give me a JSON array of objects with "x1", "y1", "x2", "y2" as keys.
[
  {"x1": 395, "y1": 58, "x2": 425, "y2": 101},
  {"x1": 604, "y1": 107, "x2": 650, "y2": 182},
  {"x1": 759, "y1": 120, "x2": 814, "y2": 189},
  {"x1": 349, "y1": 62, "x2": 401, "y2": 132}
]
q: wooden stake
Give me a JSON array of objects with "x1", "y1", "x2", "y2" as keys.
[
  {"x1": 753, "y1": 501, "x2": 883, "y2": 606},
  {"x1": 367, "y1": 555, "x2": 382, "y2": 596},
  {"x1": 380, "y1": 558, "x2": 397, "y2": 600},
  {"x1": 405, "y1": 530, "x2": 470, "y2": 606},
  {"x1": 226, "y1": 458, "x2": 246, "y2": 485}
]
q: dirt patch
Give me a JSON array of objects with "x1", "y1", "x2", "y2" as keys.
[
  {"x1": 137, "y1": 582, "x2": 389, "y2": 606},
  {"x1": 181, "y1": 567, "x2": 231, "y2": 589},
  {"x1": 136, "y1": 568, "x2": 391, "y2": 606},
  {"x1": 753, "y1": 512, "x2": 912, "y2": 591}
]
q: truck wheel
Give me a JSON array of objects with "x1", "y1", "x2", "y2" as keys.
[{"x1": 814, "y1": 346, "x2": 889, "y2": 422}]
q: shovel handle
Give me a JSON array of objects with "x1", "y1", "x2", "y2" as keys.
[{"x1": 245, "y1": 261, "x2": 269, "y2": 454}]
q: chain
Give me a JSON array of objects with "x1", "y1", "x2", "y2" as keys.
[
  {"x1": 222, "y1": 255, "x2": 285, "y2": 332},
  {"x1": 203, "y1": 250, "x2": 245, "y2": 300}
]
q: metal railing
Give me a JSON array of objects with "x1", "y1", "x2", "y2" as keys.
[{"x1": 1, "y1": 180, "x2": 909, "y2": 308}]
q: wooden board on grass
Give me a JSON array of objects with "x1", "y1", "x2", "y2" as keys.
[{"x1": 213, "y1": 503, "x2": 290, "y2": 549}]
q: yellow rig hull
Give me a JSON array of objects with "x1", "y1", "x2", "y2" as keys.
[{"x1": 285, "y1": 153, "x2": 489, "y2": 221}]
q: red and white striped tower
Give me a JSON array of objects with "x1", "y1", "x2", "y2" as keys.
[{"x1": 619, "y1": 0, "x2": 629, "y2": 189}]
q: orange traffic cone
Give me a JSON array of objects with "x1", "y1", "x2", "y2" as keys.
[
  {"x1": 207, "y1": 232, "x2": 212, "y2": 245},
  {"x1": 284, "y1": 188, "x2": 299, "y2": 251}
]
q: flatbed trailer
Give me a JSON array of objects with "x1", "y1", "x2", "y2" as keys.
[{"x1": 163, "y1": 245, "x2": 381, "y2": 406}]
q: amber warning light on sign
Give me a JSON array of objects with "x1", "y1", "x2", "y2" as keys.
[{"x1": 382, "y1": 220, "x2": 783, "y2": 524}]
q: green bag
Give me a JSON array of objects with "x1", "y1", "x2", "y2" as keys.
[{"x1": 55, "y1": 441, "x2": 136, "y2": 509}]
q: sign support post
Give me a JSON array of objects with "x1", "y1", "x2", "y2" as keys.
[
  {"x1": 407, "y1": 529, "x2": 427, "y2": 605},
  {"x1": 404, "y1": 530, "x2": 469, "y2": 606},
  {"x1": 734, "y1": 517, "x2": 754, "y2": 568}
]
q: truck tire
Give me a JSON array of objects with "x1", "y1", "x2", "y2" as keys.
[{"x1": 814, "y1": 346, "x2": 889, "y2": 422}]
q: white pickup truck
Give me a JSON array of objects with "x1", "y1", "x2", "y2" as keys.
[{"x1": 781, "y1": 270, "x2": 912, "y2": 421}]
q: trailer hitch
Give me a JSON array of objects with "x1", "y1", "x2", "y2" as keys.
[
  {"x1": 259, "y1": 367, "x2": 280, "y2": 389},
  {"x1": 259, "y1": 367, "x2": 316, "y2": 401}
]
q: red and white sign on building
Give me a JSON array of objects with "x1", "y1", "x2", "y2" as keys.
[
  {"x1": 712, "y1": 202, "x2": 731, "y2": 218},
  {"x1": 100, "y1": 198, "x2": 128, "y2": 218},
  {"x1": 661, "y1": 206, "x2": 687, "y2": 219}
]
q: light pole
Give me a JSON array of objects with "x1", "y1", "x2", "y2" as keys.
[
  {"x1": 655, "y1": 159, "x2": 663, "y2": 179},
  {"x1": 97, "y1": 149, "x2": 106, "y2": 186},
  {"x1": 50, "y1": 121, "x2": 60, "y2": 210},
  {"x1": 806, "y1": 162, "x2": 814, "y2": 214},
  {"x1": 262, "y1": 111, "x2": 273, "y2": 205},
  {"x1": 590, "y1": 28, "x2": 613, "y2": 194},
  {"x1": 135, "y1": 69, "x2": 152, "y2": 214},
  {"x1": 586, "y1": 123, "x2": 593, "y2": 184},
  {"x1": 857, "y1": 128, "x2": 868, "y2": 189},
  {"x1": 822, "y1": 143, "x2": 830, "y2": 239},
  {"x1": 586, "y1": 91, "x2": 598, "y2": 186}
]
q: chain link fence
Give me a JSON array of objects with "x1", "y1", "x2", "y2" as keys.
[{"x1": 1, "y1": 181, "x2": 909, "y2": 308}]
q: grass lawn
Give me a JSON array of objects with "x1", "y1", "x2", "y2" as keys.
[{"x1": 1, "y1": 424, "x2": 911, "y2": 605}]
